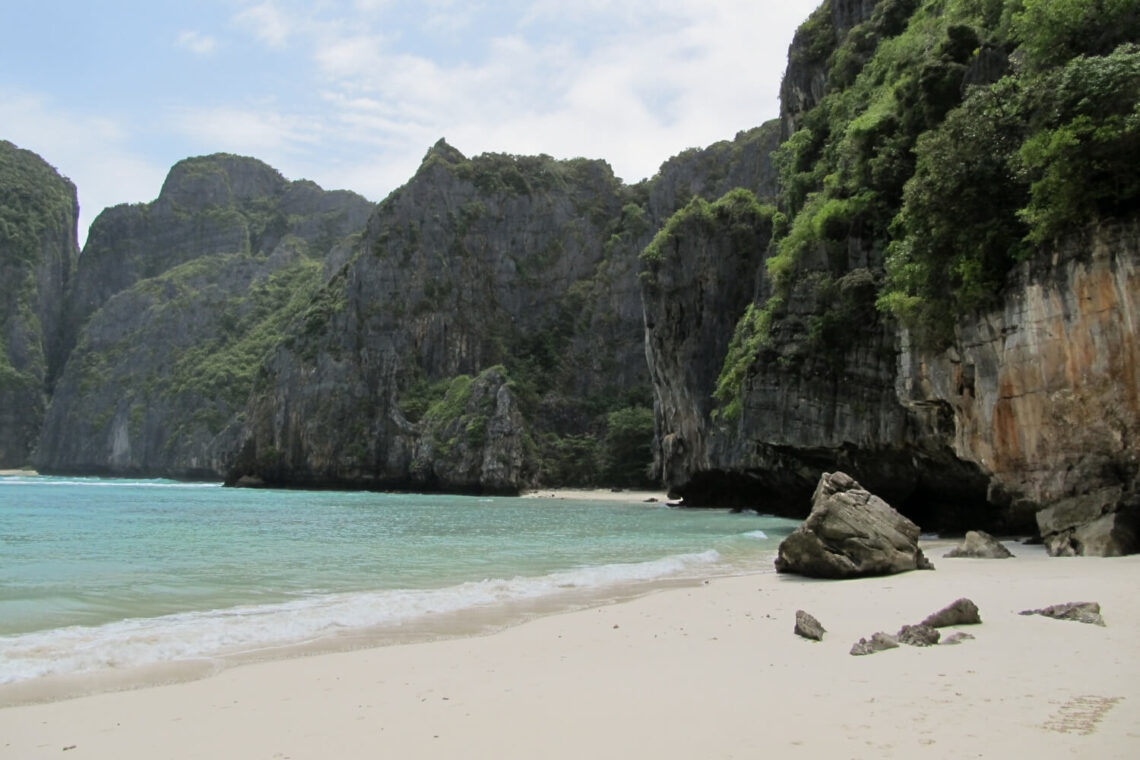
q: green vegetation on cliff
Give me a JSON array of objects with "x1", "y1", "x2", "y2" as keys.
[
  {"x1": 0, "y1": 143, "x2": 74, "y2": 269},
  {"x1": 642, "y1": 188, "x2": 775, "y2": 272},
  {"x1": 57, "y1": 249, "x2": 326, "y2": 464},
  {"x1": 883, "y1": 17, "x2": 1140, "y2": 343},
  {"x1": 0, "y1": 141, "x2": 76, "y2": 390},
  {"x1": 0, "y1": 141, "x2": 77, "y2": 466},
  {"x1": 703, "y1": 0, "x2": 1140, "y2": 414},
  {"x1": 640, "y1": 188, "x2": 778, "y2": 423},
  {"x1": 164, "y1": 253, "x2": 324, "y2": 422}
]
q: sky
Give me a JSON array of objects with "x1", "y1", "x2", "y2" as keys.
[{"x1": 1, "y1": 1, "x2": 821, "y2": 246}]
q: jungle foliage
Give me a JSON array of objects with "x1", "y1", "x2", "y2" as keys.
[{"x1": 699, "y1": 0, "x2": 1140, "y2": 413}]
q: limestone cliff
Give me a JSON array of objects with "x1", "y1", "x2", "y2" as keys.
[
  {"x1": 640, "y1": 0, "x2": 1140, "y2": 557},
  {"x1": 63, "y1": 155, "x2": 367, "y2": 355},
  {"x1": 36, "y1": 155, "x2": 371, "y2": 478},
  {"x1": 900, "y1": 222, "x2": 1140, "y2": 555},
  {"x1": 647, "y1": 122, "x2": 781, "y2": 221},
  {"x1": 0, "y1": 141, "x2": 79, "y2": 467},
  {"x1": 226, "y1": 142, "x2": 652, "y2": 492}
]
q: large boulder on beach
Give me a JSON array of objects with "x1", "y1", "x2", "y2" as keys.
[
  {"x1": 944, "y1": 530, "x2": 1014, "y2": 558},
  {"x1": 775, "y1": 472, "x2": 934, "y2": 578}
]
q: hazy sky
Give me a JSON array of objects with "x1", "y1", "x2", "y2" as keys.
[{"x1": 1, "y1": 1, "x2": 821, "y2": 245}]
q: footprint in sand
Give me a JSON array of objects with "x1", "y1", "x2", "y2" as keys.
[{"x1": 1042, "y1": 695, "x2": 1124, "y2": 736}]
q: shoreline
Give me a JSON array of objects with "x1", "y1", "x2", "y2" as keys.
[
  {"x1": 3, "y1": 542, "x2": 1137, "y2": 758},
  {"x1": 521, "y1": 487, "x2": 674, "y2": 504},
  {"x1": 0, "y1": 570, "x2": 724, "y2": 709}
]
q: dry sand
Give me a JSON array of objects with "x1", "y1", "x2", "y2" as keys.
[
  {"x1": 2, "y1": 541, "x2": 1137, "y2": 759},
  {"x1": 522, "y1": 487, "x2": 674, "y2": 504}
]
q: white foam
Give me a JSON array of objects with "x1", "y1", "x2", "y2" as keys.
[
  {"x1": 0, "y1": 478, "x2": 220, "y2": 489},
  {"x1": 741, "y1": 530, "x2": 769, "y2": 539},
  {"x1": 0, "y1": 550, "x2": 721, "y2": 684}
]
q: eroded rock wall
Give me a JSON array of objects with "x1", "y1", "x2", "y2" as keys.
[{"x1": 900, "y1": 221, "x2": 1140, "y2": 554}]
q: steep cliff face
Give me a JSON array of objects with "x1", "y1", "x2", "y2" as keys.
[
  {"x1": 226, "y1": 142, "x2": 644, "y2": 491},
  {"x1": 643, "y1": 203, "x2": 989, "y2": 527},
  {"x1": 641, "y1": 190, "x2": 777, "y2": 495},
  {"x1": 0, "y1": 141, "x2": 78, "y2": 467},
  {"x1": 900, "y1": 222, "x2": 1140, "y2": 554},
  {"x1": 36, "y1": 155, "x2": 372, "y2": 478},
  {"x1": 647, "y1": 122, "x2": 782, "y2": 221},
  {"x1": 63, "y1": 156, "x2": 283, "y2": 356},
  {"x1": 641, "y1": 0, "x2": 1140, "y2": 556},
  {"x1": 779, "y1": 0, "x2": 892, "y2": 135}
]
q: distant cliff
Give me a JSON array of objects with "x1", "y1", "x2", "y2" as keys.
[
  {"x1": 224, "y1": 143, "x2": 638, "y2": 491},
  {"x1": 222, "y1": 123, "x2": 790, "y2": 493},
  {"x1": 36, "y1": 155, "x2": 372, "y2": 478},
  {"x1": 0, "y1": 141, "x2": 78, "y2": 467}
]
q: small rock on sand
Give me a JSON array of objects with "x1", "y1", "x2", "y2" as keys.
[
  {"x1": 921, "y1": 598, "x2": 982, "y2": 627},
  {"x1": 1019, "y1": 602, "x2": 1105, "y2": 626},
  {"x1": 794, "y1": 610, "x2": 826, "y2": 641},
  {"x1": 898, "y1": 624, "x2": 940, "y2": 647},
  {"x1": 850, "y1": 632, "x2": 899, "y2": 656}
]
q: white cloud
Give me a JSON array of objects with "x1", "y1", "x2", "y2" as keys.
[
  {"x1": 290, "y1": 0, "x2": 819, "y2": 186},
  {"x1": 234, "y1": 2, "x2": 294, "y2": 49},
  {"x1": 351, "y1": 0, "x2": 396, "y2": 13},
  {"x1": 168, "y1": 104, "x2": 324, "y2": 155},
  {"x1": 313, "y1": 32, "x2": 389, "y2": 79},
  {"x1": 176, "y1": 30, "x2": 219, "y2": 56}
]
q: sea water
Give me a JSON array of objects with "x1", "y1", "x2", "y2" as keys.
[{"x1": 0, "y1": 475, "x2": 796, "y2": 687}]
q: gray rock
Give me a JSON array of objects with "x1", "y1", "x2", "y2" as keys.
[
  {"x1": 35, "y1": 153, "x2": 373, "y2": 480},
  {"x1": 921, "y1": 598, "x2": 982, "y2": 627},
  {"x1": 898, "y1": 624, "x2": 940, "y2": 647},
  {"x1": 944, "y1": 530, "x2": 1014, "y2": 558},
  {"x1": 850, "y1": 632, "x2": 899, "y2": 656},
  {"x1": 1038, "y1": 490, "x2": 1140, "y2": 557},
  {"x1": 775, "y1": 472, "x2": 935, "y2": 578},
  {"x1": 794, "y1": 610, "x2": 826, "y2": 641},
  {"x1": 1019, "y1": 602, "x2": 1106, "y2": 627},
  {"x1": 941, "y1": 632, "x2": 976, "y2": 645}
]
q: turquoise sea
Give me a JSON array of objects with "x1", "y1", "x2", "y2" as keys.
[{"x1": 0, "y1": 475, "x2": 796, "y2": 686}]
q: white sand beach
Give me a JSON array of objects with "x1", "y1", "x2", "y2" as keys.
[
  {"x1": 522, "y1": 487, "x2": 674, "y2": 503},
  {"x1": 2, "y1": 541, "x2": 1137, "y2": 759}
]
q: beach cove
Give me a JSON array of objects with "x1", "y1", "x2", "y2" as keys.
[{"x1": 3, "y1": 535, "x2": 1138, "y2": 758}]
